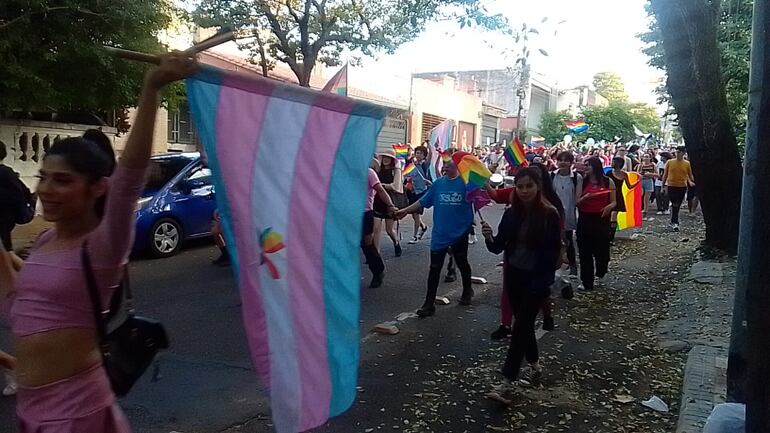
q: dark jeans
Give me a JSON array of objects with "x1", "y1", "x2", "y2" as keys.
[
  {"x1": 577, "y1": 213, "x2": 611, "y2": 290},
  {"x1": 424, "y1": 233, "x2": 471, "y2": 306},
  {"x1": 502, "y1": 269, "x2": 548, "y2": 381},
  {"x1": 0, "y1": 220, "x2": 13, "y2": 251},
  {"x1": 668, "y1": 186, "x2": 687, "y2": 224},
  {"x1": 565, "y1": 229, "x2": 576, "y2": 268},
  {"x1": 654, "y1": 186, "x2": 669, "y2": 211},
  {"x1": 362, "y1": 211, "x2": 384, "y2": 277}
]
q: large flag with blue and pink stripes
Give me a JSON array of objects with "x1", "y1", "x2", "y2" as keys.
[{"x1": 186, "y1": 66, "x2": 384, "y2": 433}]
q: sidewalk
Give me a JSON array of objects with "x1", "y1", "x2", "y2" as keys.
[
  {"x1": 662, "y1": 258, "x2": 734, "y2": 433},
  {"x1": 319, "y1": 213, "x2": 705, "y2": 433}
]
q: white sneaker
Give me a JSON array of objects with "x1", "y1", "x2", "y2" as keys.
[
  {"x1": 408, "y1": 236, "x2": 419, "y2": 244},
  {"x1": 656, "y1": 211, "x2": 663, "y2": 215},
  {"x1": 468, "y1": 235, "x2": 477, "y2": 244},
  {"x1": 2, "y1": 372, "x2": 17, "y2": 397},
  {"x1": 664, "y1": 210, "x2": 671, "y2": 215}
]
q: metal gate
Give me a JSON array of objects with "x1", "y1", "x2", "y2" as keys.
[{"x1": 376, "y1": 117, "x2": 407, "y2": 154}]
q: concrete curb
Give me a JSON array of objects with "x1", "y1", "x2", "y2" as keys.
[{"x1": 676, "y1": 345, "x2": 727, "y2": 433}]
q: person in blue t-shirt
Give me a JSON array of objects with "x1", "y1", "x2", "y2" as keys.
[{"x1": 396, "y1": 150, "x2": 474, "y2": 317}]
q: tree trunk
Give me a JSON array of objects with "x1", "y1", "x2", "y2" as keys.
[
  {"x1": 741, "y1": 0, "x2": 770, "y2": 429},
  {"x1": 650, "y1": 0, "x2": 743, "y2": 254}
]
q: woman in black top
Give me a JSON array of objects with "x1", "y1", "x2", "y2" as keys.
[
  {"x1": 609, "y1": 157, "x2": 628, "y2": 241},
  {"x1": 481, "y1": 167, "x2": 561, "y2": 393},
  {"x1": 373, "y1": 150, "x2": 405, "y2": 256}
]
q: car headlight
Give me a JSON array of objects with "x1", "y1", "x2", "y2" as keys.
[{"x1": 135, "y1": 197, "x2": 152, "y2": 212}]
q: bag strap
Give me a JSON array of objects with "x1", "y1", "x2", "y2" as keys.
[{"x1": 81, "y1": 240, "x2": 107, "y2": 343}]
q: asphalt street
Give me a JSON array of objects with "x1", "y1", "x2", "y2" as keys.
[{"x1": 1, "y1": 205, "x2": 512, "y2": 433}]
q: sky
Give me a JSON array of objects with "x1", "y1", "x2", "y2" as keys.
[
  {"x1": 349, "y1": 0, "x2": 665, "y2": 108},
  {"x1": 192, "y1": 0, "x2": 665, "y2": 109}
]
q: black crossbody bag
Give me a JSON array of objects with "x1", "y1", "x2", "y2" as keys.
[{"x1": 81, "y1": 241, "x2": 170, "y2": 396}]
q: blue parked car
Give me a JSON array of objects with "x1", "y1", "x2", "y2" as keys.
[{"x1": 134, "y1": 152, "x2": 217, "y2": 258}]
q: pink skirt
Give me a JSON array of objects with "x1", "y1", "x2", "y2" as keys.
[{"x1": 16, "y1": 363, "x2": 131, "y2": 433}]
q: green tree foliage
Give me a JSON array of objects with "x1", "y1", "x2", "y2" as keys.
[
  {"x1": 0, "y1": 0, "x2": 176, "y2": 117},
  {"x1": 640, "y1": 0, "x2": 751, "y2": 145},
  {"x1": 539, "y1": 103, "x2": 661, "y2": 145},
  {"x1": 538, "y1": 111, "x2": 573, "y2": 145},
  {"x1": 592, "y1": 72, "x2": 628, "y2": 103},
  {"x1": 194, "y1": 0, "x2": 508, "y2": 86}
]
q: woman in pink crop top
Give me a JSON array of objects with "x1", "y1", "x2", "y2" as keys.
[
  {"x1": 575, "y1": 157, "x2": 616, "y2": 292},
  {"x1": 0, "y1": 53, "x2": 197, "y2": 433}
]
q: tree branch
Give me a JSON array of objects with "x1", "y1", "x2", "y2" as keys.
[
  {"x1": 260, "y1": 3, "x2": 300, "y2": 73},
  {"x1": 0, "y1": 6, "x2": 107, "y2": 30},
  {"x1": 284, "y1": 0, "x2": 301, "y2": 24}
]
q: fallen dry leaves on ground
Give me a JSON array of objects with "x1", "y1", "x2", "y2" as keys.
[{"x1": 397, "y1": 220, "x2": 703, "y2": 433}]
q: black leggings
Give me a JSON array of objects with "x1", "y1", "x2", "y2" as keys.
[
  {"x1": 502, "y1": 269, "x2": 548, "y2": 381},
  {"x1": 565, "y1": 230, "x2": 576, "y2": 268},
  {"x1": 577, "y1": 213, "x2": 611, "y2": 290},
  {"x1": 361, "y1": 211, "x2": 384, "y2": 277},
  {"x1": 655, "y1": 186, "x2": 669, "y2": 211},
  {"x1": 668, "y1": 186, "x2": 687, "y2": 224},
  {"x1": 424, "y1": 233, "x2": 471, "y2": 306}
]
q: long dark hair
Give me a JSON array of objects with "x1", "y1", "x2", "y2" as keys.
[
  {"x1": 533, "y1": 163, "x2": 564, "y2": 220},
  {"x1": 584, "y1": 157, "x2": 609, "y2": 188},
  {"x1": 44, "y1": 130, "x2": 116, "y2": 218},
  {"x1": 509, "y1": 167, "x2": 558, "y2": 249}
]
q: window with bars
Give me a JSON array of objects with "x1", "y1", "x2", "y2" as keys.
[
  {"x1": 167, "y1": 102, "x2": 196, "y2": 144},
  {"x1": 421, "y1": 113, "x2": 451, "y2": 142}
]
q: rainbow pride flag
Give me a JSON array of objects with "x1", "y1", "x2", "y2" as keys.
[
  {"x1": 322, "y1": 64, "x2": 348, "y2": 96},
  {"x1": 392, "y1": 144, "x2": 410, "y2": 160},
  {"x1": 428, "y1": 119, "x2": 454, "y2": 180},
  {"x1": 402, "y1": 162, "x2": 416, "y2": 177},
  {"x1": 187, "y1": 66, "x2": 384, "y2": 433},
  {"x1": 452, "y1": 151, "x2": 492, "y2": 191},
  {"x1": 565, "y1": 120, "x2": 589, "y2": 134},
  {"x1": 617, "y1": 172, "x2": 643, "y2": 230},
  {"x1": 504, "y1": 136, "x2": 528, "y2": 167}
]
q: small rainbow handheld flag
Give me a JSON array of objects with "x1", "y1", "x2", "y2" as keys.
[
  {"x1": 452, "y1": 151, "x2": 492, "y2": 192},
  {"x1": 504, "y1": 137, "x2": 528, "y2": 167},
  {"x1": 402, "y1": 162, "x2": 416, "y2": 177},
  {"x1": 322, "y1": 64, "x2": 348, "y2": 96},
  {"x1": 565, "y1": 120, "x2": 589, "y2": 134},
  {"x1": 617, "y1": 172, "x2": 643, "y2": 230},
  {"x1": 392, "y1": 144, "x2": 410, "y2": 160}
]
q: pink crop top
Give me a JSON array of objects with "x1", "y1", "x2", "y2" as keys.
[{"x1": 8, "y1": 164, "x2": 146, "y2": 337}]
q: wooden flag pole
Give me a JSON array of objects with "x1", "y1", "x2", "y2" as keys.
[
  {"x1": 103, "y1": 46, "x2": 160, "y2": 64},
  {"x1": 104, "y1": 29, "x2": 237, "y2": 65},
  {"x1": 183, "y1": 30, "x2": 236, "y2": 55}
]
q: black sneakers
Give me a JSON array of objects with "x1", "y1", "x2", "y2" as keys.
[
  {"x1": 369, "y1": 273, "x2": 384, "y2": 288},
  {"x1": 490, "y1": 325, "x2": 511, "y2": 341},
  {"x1": 416, "y1": 305, "x2": 436, "y2": 318},
  {"x1": 542, "y1": 317, "x2": 555, "y2": 331}
]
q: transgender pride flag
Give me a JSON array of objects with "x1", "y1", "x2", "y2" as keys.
[{"x1": 186, "y1": 66, "x2": 384, "y2": 433}]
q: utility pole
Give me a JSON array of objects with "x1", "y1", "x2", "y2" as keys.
[{"x1": 729, "y1": 0, "x2": 770, "y2": 430}]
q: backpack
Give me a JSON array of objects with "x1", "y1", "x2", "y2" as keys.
[
  {"x1": 1, "y1": 165, "x2": 35, "y2": 224},
  {"x1": 551, "y1": 171, "x2": 579, "y2": 190},
  {"x1": 14, "y1": 175, "x2": 36, "y2": 224}
]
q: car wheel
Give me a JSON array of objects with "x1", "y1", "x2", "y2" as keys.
[{"x1": 150, "y1": 218, "x2": 183, "y2": 258}]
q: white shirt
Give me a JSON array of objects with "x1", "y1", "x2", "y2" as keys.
[{"x1": 655, "y1": 160, "x2": 665, "y2": 186}]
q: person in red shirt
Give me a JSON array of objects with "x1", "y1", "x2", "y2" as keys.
[{"x1": 576, "y1": 157, "x2": 616, "y2": 291}]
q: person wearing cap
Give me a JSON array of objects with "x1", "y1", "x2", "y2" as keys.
[
  {"x1": 395, "y1": 148, "x2": 475, "y2": 317},
  {"x1": 372, "y1": 148, "x2": 406, "y2": 257},
  {"x1": 661, "y1": 146, "x2": 694, "y2": 232}
]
